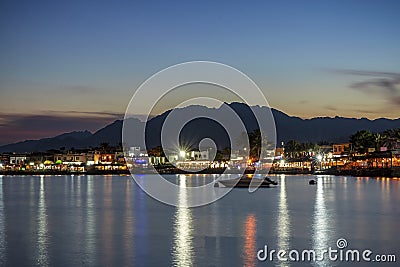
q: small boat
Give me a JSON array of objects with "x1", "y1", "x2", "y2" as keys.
[
  {"x1": 214, "y1": 176, "x2": 278, "y2": 188},
  {"x1": 309, "y1": 179, "x2": 316, "y2": 185}
]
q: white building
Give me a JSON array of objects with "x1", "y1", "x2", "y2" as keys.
[
  {"x1": 129, "y1": 147, "x2": 141, "y2": 157},
  {"x1": 9, "y1": 154, "x2": 27, "y2": 165},
  {"x1": 188, "y1": 150, "x2": 210, "y2": 161}
]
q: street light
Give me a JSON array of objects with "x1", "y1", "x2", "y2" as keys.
[{"x1": 179, "y1": 150, "x2": 186, "y2": 159}]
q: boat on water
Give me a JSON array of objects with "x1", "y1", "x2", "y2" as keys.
[
  {"x1": 214, "y1": 176, "x2": 278, "y2": 188},
  {"x1": 309, "y1": 179, "x2": 317, "y2": 185}
]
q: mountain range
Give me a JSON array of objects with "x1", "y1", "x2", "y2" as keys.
[{"x1": 1, "y1": 102, "x2": 399, "y2": 153}]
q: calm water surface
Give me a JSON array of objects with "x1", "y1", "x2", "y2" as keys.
[{"x1": 0, "y1": 174, "x2": 399, "y2": 266}]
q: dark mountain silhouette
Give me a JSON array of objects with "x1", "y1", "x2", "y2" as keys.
[
  {"x1": 0, "y1": 131, "x2": 92, "y2": 153},
  {"x1": 1, "y1": 102, "x2": 400, "y2": 153}
]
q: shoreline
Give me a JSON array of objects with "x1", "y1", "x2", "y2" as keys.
[{"x1": 0, "y1": 167, "x2": 398, "y2": 178}]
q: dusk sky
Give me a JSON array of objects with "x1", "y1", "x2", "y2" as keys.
[{"x1": 1, "y1": 0, "x2": 399, "y2": 145}]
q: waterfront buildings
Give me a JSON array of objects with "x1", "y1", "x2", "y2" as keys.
[
  {"x1": 332, "y1": 143, "x2": 351, "y2": 156},
  {"x1": 0, "y1": 143, "x2": 399, "y2": 176}
]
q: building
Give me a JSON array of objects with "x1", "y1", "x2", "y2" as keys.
[
  {"x1": 0, "y1": 153, "x2": 10, "y2": 165},
  {"x1": 188, "y1": 150, "x2": 210, "y2": 161},
  {"x1": 274, "y1": 147, "x2": 284, "y2": 159},
  {"x1": 9, "y1": 154, "x2": 28, "y2": 165},
  {"x1": 94, "y1": 152, "x2": 116, "y2": 164},
  {"x1": 332, "y1": 143, "x2": 351, "y2": 156},
  {"x1": 54, "y1": 152, "x2": 87, "y2": 165},
  {"x1": 28, "y1": 152, "x2": 54, "y2": 164},
  {"x1": 128, "y1": 147, "x2": 141, "y2": 157},
  {"x1": 148, "y1": 156, "x2": 166, "y2": 165}
]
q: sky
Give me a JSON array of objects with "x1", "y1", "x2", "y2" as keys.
[{"x1": 0, "y1": 0, "x2": 399, "y2": 145}]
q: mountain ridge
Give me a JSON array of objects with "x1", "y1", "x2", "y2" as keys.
[{"x1": 1, "y1": 103, "x2": 399, "y2": 153}]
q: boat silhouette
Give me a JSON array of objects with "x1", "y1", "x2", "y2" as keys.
[{"x1": 214, "y1": 175, "x2": 278, "y2": 188}]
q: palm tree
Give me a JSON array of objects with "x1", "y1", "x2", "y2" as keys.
[
  {"x1": 236, "y1": 131, "x2": 249, "y2": 150},
  {"x1": 248, "y1": 129, "x2": 270, "y2": 161},
  {"x1": 350, "y1": 130, "x2": 374, "y2": 153},
  {"x1": 148, "y1": 146, "x2": 165, "y2": 157},
  {"x1": 373, "y1": 133, "x2": 385, "y2": 151},
  {"x1": 285, "y1": 140, "x2": 300, "y2": 159},
  {"x1": 383, "y1": 128, "x2": 400, "y2": 150},
  {"x1": 100, "y1": 143, "x2": 111, "y2": 154}
]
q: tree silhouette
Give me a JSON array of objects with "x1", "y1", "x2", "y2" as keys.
[
  {"x1": 350, "y1": 130, "x2": 374, "y2": 153},
  {"x1": 383, "y1": 128, "x2": 400, "y2": 150}
]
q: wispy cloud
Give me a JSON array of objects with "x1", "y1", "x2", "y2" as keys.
[
  {"x1": 332, "y1": 69, "x2": 400, "y2": 106},
  {"x1": 298, "y1": 100, "x2": 309, "y2": 104},
  {"x1": 323, "y1": 105, "x2": 378, "y2": 115},
  {"x1": 44, "y1": 110, "x2": 124, "y2": 118},
  {"x1": 323, "y1": 105, "x2": 338, "y2": 111},
  {"x1": 0, "y1": 112, "x2": 123, "y2": 146}
]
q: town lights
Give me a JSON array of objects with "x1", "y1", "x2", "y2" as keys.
[
  {"x1": 179, "y1": 150, "x2": 186, "y2": 158},
  {"x1": 317, "y1": 154, "x2": 323, "y2": 161}
]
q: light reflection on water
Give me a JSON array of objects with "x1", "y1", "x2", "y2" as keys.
[
  {"x1": 102, "y1": 176, "x2": 113, "y2": 266},
  {"x1": 124, "y1": 178, "x2": 134, "y2": 266},
  {"x1": 277, "y1": 175, "x2": 290, "y2": 267},
  {"x1": 242, "y1": 214, "x2": 257, "y2": 267},
  {"x1": 0, "y1": 177, "x2": 5, "y2": 265},
  {"x1": 312, "y1": 177, "x2": 335, "y2": 267},
  {"x1": 171, "y1": 175, "x2": 194, "y2": 266},
  {"x1": 0, "y1": 175, "x2": 399, "y2": 266},
  {"x1": 85, "y1": 176, "x2": 96, "y2": 265},
  {"x1": 36, "y1": 175, "x2": 49, "y2": 266}
]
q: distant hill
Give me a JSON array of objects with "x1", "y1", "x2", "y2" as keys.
[
  {"x1": 1, "y1": 102, "x2": 400, "y2": 153},
  {"x1": 0, "y1": 131, "x2": 92, "y2": 153}
]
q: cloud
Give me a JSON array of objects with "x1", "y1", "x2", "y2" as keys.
[
  {"x1": 332, "y1": 69, "x2": 400, "y2": 78},
  {"x1": 332, "y1": 69, "x2": 400, "y2": 106},
  {"x1": 323, "y1": 105, "x2": 378, "y2": 115},
  {"x1": 0, "y1": 112, "x2": 123, "y2": 146},
  {"x1": 298, "y1": 100, "x2": 309, "y2": 104},
  {"x1": 44, "y1": 110, "x2": 124, "y2": 118},
  {"x1": 348, "y1": 109, "x2": 379, "y2": 115},
  {"x1": 323, "y1": 105, "x2": 338, "y2": 111}
]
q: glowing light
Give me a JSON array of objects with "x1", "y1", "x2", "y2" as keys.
[
  {"x1": 317, "y1": 154, "x2": 323, "y2": 161},
  {"x1": 179, "y1": 150, "x2": 186, "y2": 158}
]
